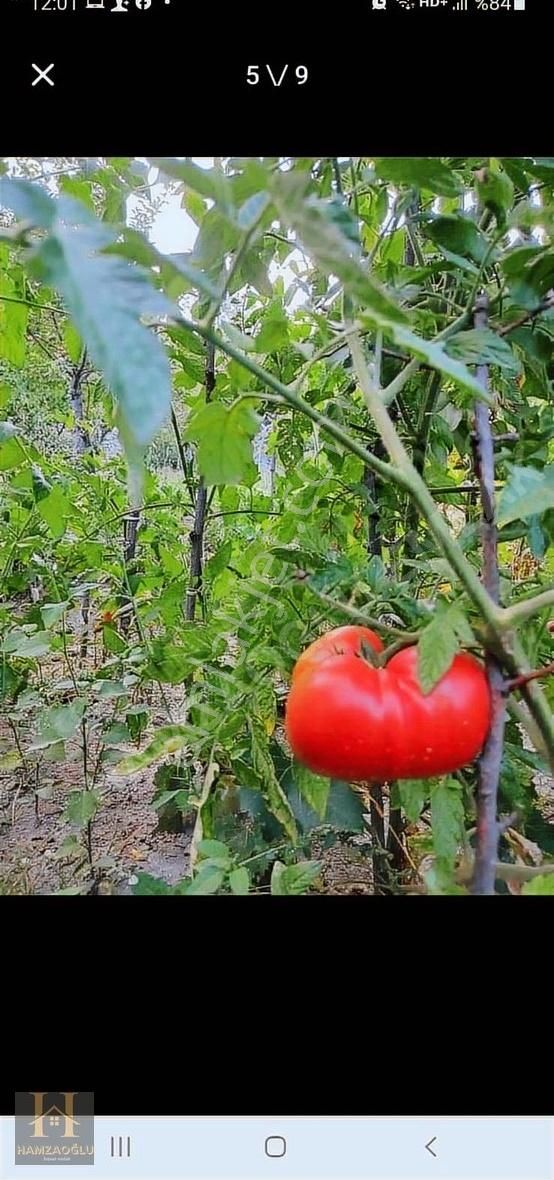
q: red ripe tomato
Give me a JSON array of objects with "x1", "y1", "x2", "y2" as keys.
[
  {"x1": 292, "y1": 625, "x2": 384, "y2": 683},
  {"x1": 285, "y1": 632, "x2": 491, "y2": 782}
]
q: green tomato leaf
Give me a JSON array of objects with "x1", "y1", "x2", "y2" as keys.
[
  {"x1": 229, "y1": 867, "x2": 250, "y2": 895},
  {"x1": 417, "y1": 614, "x2": 459, "y2": 695},
  {"x1": 248, "y1": 717, "x2": 298, "y2": 842},
  {"x1": 270, "y1": 860, "x2": 322, "y2": 895},
  {"x1": 0, "y1": 176, "x2": 56, "y2": 228},
  {"x1": 271, "y1": 172, "x2": 408, "y2": 325},
  {"x1": 446, "y1": 329, "x2": 521, "y2": 375},
  {"x1": 7, "y1": 191, "x2": 174, "y2": 456},
  {"x1": 497, "y1": 464, "x2": 554, "y2": 527},
  {"x1": 374, "y1": 158, "x2": 461, "y2": 197},
  {"x1": 0, "y1": 434, "x2": 26, "y2": 471},
  {"x1": 293, "y1": 761, "x2": 330, "y2": 821},
  {"x1": 37, "y1": 485, "x2": 71, "y2": 538},
  {"x1": 186, "y1": 865, "x2": 226, "y2": 895},
  {"x1": 430, "y1": 778, "x2": 465, "y2": 868},
  {"x1": 184, "y1": 401, "x2": 260, "y2": 486},
  {"x1": 397, "y1": 779, "x2": 429, "y2": 824},
  {"x1": 423, "y1": 214, "x2": 489, "y2": 264},
  {"x1": 117, "y1": 725, "x2": 198, "y2": 775}
]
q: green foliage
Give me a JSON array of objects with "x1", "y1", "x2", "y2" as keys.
[
  {"x1": 1, "y1": 154, "x2": 553, "y2": 896},
  {"x1": 184, "y1": 400, "x2": 260, "y2": 486},
  {"x1": 0, "y1": 177, "x2": 174, "y2": 465},
  {"x1": 498, "y1": 465, "x2": 554, "y2": 527},
  {"x1": 417, "y1": 612, "x2": 459, "y2": 694}
]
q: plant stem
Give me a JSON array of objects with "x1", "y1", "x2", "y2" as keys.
[
  {"x1": 298, "y1": 579, "x2": 419, "y2": 640},
  {"x1": 501, "y1": 589, "x2": 554, "y2": 628},
  {"x1": 402, "y1": 371, "x2": 441, "y2": 575},
  {"x1": 171, "y1": 408, "x2": 196, "y2": 504},
  {"x1": 185, "y1": 340, "x2": 215, "y2": 621},
  {"x1": 470, "y1": 293, "x2": 506, "y2": 896},
  {"x1": 506, "y1": 663, "x2": 554, "y2": 692}
]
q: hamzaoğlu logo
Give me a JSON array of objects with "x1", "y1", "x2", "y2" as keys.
[{"x1": 15, "y1": 1093, "x2": 94, "y2": 1166}]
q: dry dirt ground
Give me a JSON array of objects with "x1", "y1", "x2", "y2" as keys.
[
  {"x1": 0, "y1": 637, "x2": 376, "y2": 895},
  {"x1": 0, "y1": 676, "x2": 193, "y2": 896}
]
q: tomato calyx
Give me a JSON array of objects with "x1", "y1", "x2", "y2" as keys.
[
  {"x1": 358, "y1": 637, "x2": 419, "y2": 670},
  {"x1": 357, "y1": 638, "x2": 381, "y2": 668}
]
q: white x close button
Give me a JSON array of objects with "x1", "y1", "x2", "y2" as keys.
[{"x1": 32, "y1": 63, "x2": 55, "y2": 87}]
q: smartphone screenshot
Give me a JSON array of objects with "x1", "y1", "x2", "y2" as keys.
[{"x1": 0, "y1": 0, "x2": 552, "y2": 914}]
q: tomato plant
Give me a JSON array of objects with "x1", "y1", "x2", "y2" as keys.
[{"x1": 1, "y1": 155, "x2": 553, "y2": 896}]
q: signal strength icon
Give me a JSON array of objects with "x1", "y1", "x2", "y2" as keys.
[{"x1": 455, "y1": 0, "x2": 468, "y2": 8}]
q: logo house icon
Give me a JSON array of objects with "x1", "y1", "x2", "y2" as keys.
[
  {"x1": 29, "y1": 1093, "x2": 80, "y2": 1138},
  {"x1": 15, "y1": 1091, "x2": 95, "y2": 1166}
]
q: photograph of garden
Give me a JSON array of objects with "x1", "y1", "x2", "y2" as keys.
[{"x1": 0, "y1": 156, "x2": 552, "y2": 896}]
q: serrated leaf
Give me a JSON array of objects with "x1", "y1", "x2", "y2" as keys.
[
  {"x1": 423, "y1": 214, "x2": 489, "y2": 265},
  {"x1": 417, "y1": 614, "x2": 459, "y2": 694},
  {"x1": 270, "y1": 859, "x2": 321, "y2": 895},
  {"x1": 447, "y1": 605, "x2": 475, "y2": 647},
  {"x1": 184, "y1": 401, "x2": 260, "y2": 486},
  {"x1": 229, "y1": 867, "x2": 250, "y2": 895},
  {"x1": 186, "y1": 865, "x2": 225, "y2": 895},
  {"x1": 374, "y1": 158, "x2": 461, "y2": 198},
  {"x1": 248, "y1": 717, "x2": 297, "y2": 842},
  {"x1": 205, "y1": 539, "x2": 233, "y2": 581},
  {"x1": 254, "y1": 305, "x2": 290, "y2": 353},
  {"x1": 293, "y1": 761, "x2": 330, "y2": 821},
  {"x1": 397, "y1": 779, "x2": 428, "y2": 824},
  {"x1": 240, "y1": 248, "x2": 273, "y2": 298},
  {"x1": 271, "y1": 173, "x2": 408, "y2": 325},
  {"x1": 17, "y1": 194, "x2": 174, "y2": 455},
  {"x1": 107, "y1": 230, "x2": 220, "y2": 302},
  {"x1": 498, "y1": 464, "x2": 554, "y2": 527},
  {"x1": 64, "y1": 788, "x2": 101, "y2": 827},
  {"x1": 117, "y1": 724, "x2": 197, "y2": 775},
  {"x1": 446, "y1": 328, "x2": 521, "y2": 375},
  {"x1": 430, "y1": 778, "x2": 465, "y2": 867},
  {"x1": 149, "y1": 157, "x2": 233, "y2": 212},
  {"x1": 0, "y1": 176, "x2": 56, "y2": 228},
  {"x1": 36, "y1": 485, "x2": 71, "y2": 539}
]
